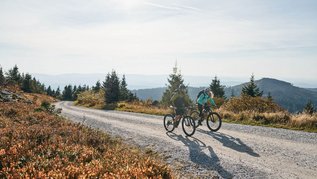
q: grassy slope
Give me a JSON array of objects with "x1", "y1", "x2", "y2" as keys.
[{"x1": 0, "y1": 88, "x2": 172, "y2": 178}]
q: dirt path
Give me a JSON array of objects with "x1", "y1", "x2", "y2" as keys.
[{"x1": 55, "y1": 101, "x2": 317, "y2": 179}]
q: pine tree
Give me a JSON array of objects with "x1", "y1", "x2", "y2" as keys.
[
  {"x1": 55, "y1": 87, "x2": 61, "y2": 98},
  {"x1": 230, "y1": 88, "x2": 235, "y2": 98},
  {"x1": 46, "y1": 86, "x2": 53, "y2": 96},
  {"x1": 103, "y1": 70, "x2": 120, "y2": 104},
  {"x1": 73, "y1": 85, "x2": 78, "y2": 100},
  {"x1": 209, "y1": 76, "x2": 225, "y2": 98},
  {"x1": 304, "y1": 100, "x2": 315, "y2": 115},
  {"x1": 21, "y1": 73, "x2": 32, "y2": 93},
  {"x1": 0, "y1": 67, "x2": 5, "y2": 86},
  {"x1": 93, "y1": 80, "x2": 101, "y2": 92},
  {"x1": 119, "y1": 75, "x2": 129, "y2": 101},
  {"x1": 267, "y1": 92, "x2": 273, "y2": 102},
  {"x1": 62, "y1": 85, "x2": 73, "y2": 101},
  {"x1": 241, "y1": 74, "x2": 263, "y2": 97},
  {"x1": 6, "y1": 65, "x2": 21, "y2": 84},
  {"x1": 161, "y1": 64, "x2": 192, "y2": 107}
]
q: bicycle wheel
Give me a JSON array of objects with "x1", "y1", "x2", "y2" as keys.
[
  {"x1": 163, "y1": 114, "x2": 175, "y2": 132},
  {"x1": 182, "y1": 116, "x2": 196, "y2": 136},
  {"x1": 206, "y1": 112, "x2": 222, "y2": 132},
  {"x1": 190, "y1": 111, "x2": 200, "y2": 128}
]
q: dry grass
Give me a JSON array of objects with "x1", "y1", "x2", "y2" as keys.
[
  {"x1": 290, "y1": 113, "x2": 317, "y2": 129},
  {"x1": 0, "y1": 92, "x2": 172, "y2": 178},
  {"x1": 116, "y1": 101, "x2": 171, "y2": 116},
  {"x1": 219, "y1": 97, "x2": 317, "y2": 132}
]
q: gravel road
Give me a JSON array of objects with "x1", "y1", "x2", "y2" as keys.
[{"x1": 55, "y1": 101, "x2": 317, "y2": 179}]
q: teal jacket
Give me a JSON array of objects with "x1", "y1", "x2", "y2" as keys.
[{"x1": 197, "y1": 93, "x2": 216, "y2": 106}]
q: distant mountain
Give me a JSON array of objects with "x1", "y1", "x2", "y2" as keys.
[
  {"x1": 132, "y1": 87, "x2": 205, "y2": 101},
  {"x1": 133, "y1": 78, "x2": 317, "y2": 113},
  {"x1": 225, "y1": 78, "x2": 317, "y2": 112},
  {"x1": 32, "y1": 73, "x2": 244, "y2": 90}
]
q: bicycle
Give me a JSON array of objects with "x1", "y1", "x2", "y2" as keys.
[
  {"x1": 190, "y1": 104, "x2": 222, "y2": 132},
  {"x1": 163, "y1": 106, "x2": 196, "y2": 136}
]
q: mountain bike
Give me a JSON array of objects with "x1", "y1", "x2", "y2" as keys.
[
  {"x1": 163, "y1": 106, "x2": 196, "y2": 136},
  {"x1": 190, "y1": 104, "x2": 222, "y2": 132}
]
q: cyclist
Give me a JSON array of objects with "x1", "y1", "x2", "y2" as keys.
[
  {"x1": 170, "y1": 85, "x2": 190, "y2": 127},
  {"x1": 196, "y1": 88, "x2": 217, "y2": 125}
]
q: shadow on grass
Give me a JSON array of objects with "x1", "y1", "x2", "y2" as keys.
[
  {"x1": 166, "y1": 132, "x2": 233, "y2": 179},
  {"x1": 197, "y1": 128, "x2": 260, "y2": 157}
]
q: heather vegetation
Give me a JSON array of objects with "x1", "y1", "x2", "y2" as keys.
[
  {"x1": 0, "y1": 86, "x2": 172, "y2": 178},
  {"x1": 0, "y1": 66, "x2": 173, "y2": 178}
]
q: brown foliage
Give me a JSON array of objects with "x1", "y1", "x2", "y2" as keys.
[{"x1": 0, "y1": 100, "x2": 172, "y2": 178}]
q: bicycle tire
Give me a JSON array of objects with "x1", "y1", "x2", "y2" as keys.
[
  {"x1": 182, "y1": 116, "x2": 196, "y2": 136},
  {"x1": 190, "y1": 111, "x2": 201, "y2": 128},
  {"x1": 163, "y1": 114, "x2": 175, "y2": 132},
  {"x1": 206, "y1": 112, "x2": 222, "y2": 132}
]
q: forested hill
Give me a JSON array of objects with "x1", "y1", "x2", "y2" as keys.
[
  {"x1": 133, "y1": 78, "x2": 317, "y2": 113},
  {"x1": 225, "y1": 78, "x2": 317, "y2": 112}
]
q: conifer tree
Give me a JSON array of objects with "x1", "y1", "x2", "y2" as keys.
[
  {"x1": 119, "y1": 75, "x2": 129, "y2": 100},
  {"x1": 73, "y1": 85, "x2": 78, "y2": 100},
  {"x1": 230, "y1": 88, "x2": 235, "y2": 98},
  {"x1": 93, "y1": 80, "x2": 101, "y2": 92},
  {"x1": 241, "y1": 74, "x2": 263, "y2": 97},
  {"x1": 46, "y1": 86, "x2": 53, "y2": 96},
  {"x1": 304, "y1": 100, "x2": 315, "y2": 115},
  {"x1": 0, "y1": 67, "x2": 5, "y2": 86},
  {"x1": 161, "y1": 64, "x2": 192, "y2": 106},
  {"x1": 55, "y1": 87, "x2": 61, "y2": 98},
  {"x1": 21, "y1": 73, "x2": 32, "y2": 93},
  {"x1": 267, "y1": 92, "x2": 273, "y2": 102},
  {"x1": 209, "y1": 76, "x2": 225, "y2": 98},
  {"x1": 103, "y1": 70, "x2": 120, "y2": 104},
  {"x1": 6, "y1": 65, "x2": 21, "y2": 84},
  {"x1": 62, "y1": 85, "x2": 73, "y2": 101}
]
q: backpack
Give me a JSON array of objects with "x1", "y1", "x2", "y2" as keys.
[{"x1": 197, "y1": 89, "x2": 207, "y2": 99}]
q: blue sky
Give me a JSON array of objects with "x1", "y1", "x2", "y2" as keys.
[{"x1": 0, "y1": 0, "x2": 316, "y2": 85}]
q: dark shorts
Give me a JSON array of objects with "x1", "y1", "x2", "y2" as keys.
[{"x1": 175, "y1": 108, "x2": 185, "y2": 115}]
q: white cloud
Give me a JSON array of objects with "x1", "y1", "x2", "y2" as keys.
[{"x1": 0, "y1": 0, "x2": 316, "y2": 84}]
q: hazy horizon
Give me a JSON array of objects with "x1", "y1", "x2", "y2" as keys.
[
  {"x1": 1, "y1": 0, "x2": 317, "y2": 83},
  {"x1": 30, "y1": 72, "x2": 317, "y2": 90}
]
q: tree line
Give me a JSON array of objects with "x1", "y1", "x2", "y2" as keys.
[
  {"x1": 0, "y1": 65, "x2": 46, "y2": 94},
  {"x1": 2, "y1": 64, "x2": 314, "y2": 114}
]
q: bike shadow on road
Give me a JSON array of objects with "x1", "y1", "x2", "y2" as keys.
[
  {"x1": 196, "y1": 129, "x2": 260, "y2": 157},
  {"x1": 166, "y1": 132, "x2": 233, "y2": 179}
]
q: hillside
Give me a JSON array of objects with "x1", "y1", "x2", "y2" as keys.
[
  {"x1": 0, "y1": 86, "x2": 172, "y2": 178},
  {"x1": 225, "y1": 78, "x2": 317, "y2": 112},
  {"x1": 306, "y1": 88, "x2": 317, "y2": 93}
]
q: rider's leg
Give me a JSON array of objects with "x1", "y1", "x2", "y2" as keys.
[
  {"x1": 198, "y1": 104, "x2": 203, "y2": 117},
  {"x1": 197, "y1": 104, "x2": 204, "y2": 125}
]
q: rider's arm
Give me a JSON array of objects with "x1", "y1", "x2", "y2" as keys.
[{"x1": 209, "y1": 98, "x2": 216, "y2": 107}]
